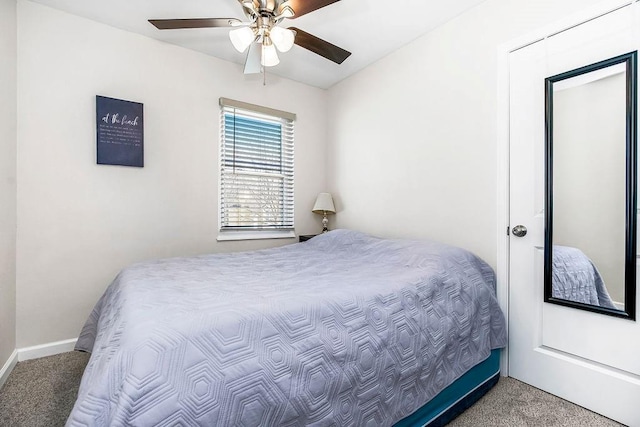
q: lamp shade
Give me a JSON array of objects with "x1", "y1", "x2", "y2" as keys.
[
  {"x1": 270, "y1": 26, "x2": 295, "y2": 52},
  {"x1": 229, "y1": 27, "x2": 255, "y2": 53},
  {"x1": 261, "y1": 39, "x2": 280, "y2": 67},
  {"x1": 312, "y1": 193, "x2": 336, "y2": 214}
]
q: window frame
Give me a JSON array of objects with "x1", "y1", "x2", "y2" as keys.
[{"x1": 217, "y1": 98, "x2": 296, "y2": 241}]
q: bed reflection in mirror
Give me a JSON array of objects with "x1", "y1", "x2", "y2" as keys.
[{"x1": 544, "y1": 51, "x2": 637, "y2": 320}]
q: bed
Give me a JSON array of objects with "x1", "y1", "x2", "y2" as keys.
[
  {"x1": 552, "y1": 245, "x2": 617, "y2": 309},
  {"x1": 67, "y1": 229, "x2": 507, "y2": 426}
]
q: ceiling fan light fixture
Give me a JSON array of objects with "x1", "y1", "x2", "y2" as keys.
[
  {"x1": 261, "y1": 39, "x2": 280, "y2": 67},
  {"x1": 270, "y1": 26, "x2": 295, "y2": 52},
  {"x1": 229, "y1": 26, "x2": 255, "y2": 53}
]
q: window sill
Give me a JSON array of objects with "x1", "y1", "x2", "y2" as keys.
[{"x1": 217, "y1": 230, "x2": 296, "y2": 242}]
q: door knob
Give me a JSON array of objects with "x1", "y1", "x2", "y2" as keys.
[{"x1": 512, "y1": 225, "x2": 527, "y2": 237}]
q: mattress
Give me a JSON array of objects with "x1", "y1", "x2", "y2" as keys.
[{"x1": 67, "y1": 229, "x2": 507, "y2": 426}]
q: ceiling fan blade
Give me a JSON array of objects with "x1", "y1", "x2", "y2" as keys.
[
  {"x1": 288, "y1": 27, "x2": 351, "y2": 64},
  {"x1": 244, "y1": 43, "x2": 262, "y2": 74},
  {"x1": 149, "y1": 18, "x2": 243, "y2": 30},
  {"x1": 285, "y1": 0, "x2": 340, "y2": 18}
]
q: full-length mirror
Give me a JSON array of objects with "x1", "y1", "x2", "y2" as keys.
[{"x1": 544, "y1": 51, "x2": 637, "y2": 320}]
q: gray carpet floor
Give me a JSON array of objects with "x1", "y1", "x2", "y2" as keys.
[{"x1": 0, "y1": 352, "x2": 624, "y2": 427}]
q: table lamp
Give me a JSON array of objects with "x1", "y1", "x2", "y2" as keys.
[{"x1": 312, "y1": 193, "x2": 336, "y2": 233}]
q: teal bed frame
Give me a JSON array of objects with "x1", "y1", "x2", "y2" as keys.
[{"x1": 394, "y1": 349, "x2": 501, "y2": 427}]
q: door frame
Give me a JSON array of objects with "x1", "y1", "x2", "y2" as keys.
[{"x1": 495, "y1": 0, "x2": 637, "y2": 377}]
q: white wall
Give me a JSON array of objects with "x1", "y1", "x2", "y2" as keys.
[
  {"x1": 326, "y1": 0, "x2": 603, "y2": 267},
  {"x1": 0, "y1": 0, "x2": 17, "y2": 368},
  {"x1": 16, "y1": 1, "x2": 328, "y2": 347}
]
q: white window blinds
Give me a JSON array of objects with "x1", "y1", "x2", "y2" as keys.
[{"x1": 219, "y1": 98, "x2": 295, "y2": 232}]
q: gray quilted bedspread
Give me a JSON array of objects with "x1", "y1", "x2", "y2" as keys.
[
  {"x1": 68, "y1": 230, "x2": 506, "y2": 426},
  {"x1": 552, "y1": 245, "x2": 616, "y2": 309}
]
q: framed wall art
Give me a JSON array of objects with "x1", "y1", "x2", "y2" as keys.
[{"x1": 96, "y1": 95, "x2": 144, "y2": 167}]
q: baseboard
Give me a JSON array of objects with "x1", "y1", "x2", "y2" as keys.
[
  {"x1": 17, "y1": 338, "x2": 78, "y2": 362},
  {"x1": 0, "y1": 349, "x2": 18, "y2": 390}
]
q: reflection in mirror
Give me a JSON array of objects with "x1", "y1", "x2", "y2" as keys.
[
  {"x1": 554, "y1": 68, "x2": 626, "y2": 309},
  {"x1": 544, "y1": 51, "x2": 637, "y2": 320}
]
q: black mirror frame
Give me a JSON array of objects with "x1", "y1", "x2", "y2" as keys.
[{"x1": 544, "y1": 51, "x2": 637, "y2": 320}]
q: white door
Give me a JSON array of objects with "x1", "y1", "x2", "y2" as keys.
[{"x1": 509, "y1": 5, "x2": 640, "y2": 426}]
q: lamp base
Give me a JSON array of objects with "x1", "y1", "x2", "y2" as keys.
[{"x1": 322, "y1": 214, "x2": 329, "y2": 233}]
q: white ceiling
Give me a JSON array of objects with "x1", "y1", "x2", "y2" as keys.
[{"x1": 27, "y1": 0, "x2": 486, "y2": 89}]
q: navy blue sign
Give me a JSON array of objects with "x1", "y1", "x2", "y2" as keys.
[{"x1": 96, "y1": 96, "x2": 144, "y2": 167}]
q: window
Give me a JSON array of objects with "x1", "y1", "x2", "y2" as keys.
[{"x1": 218, "y1": 98, "x2": 295, "y2": 240}]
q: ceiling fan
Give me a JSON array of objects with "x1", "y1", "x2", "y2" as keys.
[{"x1": 149, "y1": 0, "x2": 351, "y2": 74}]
